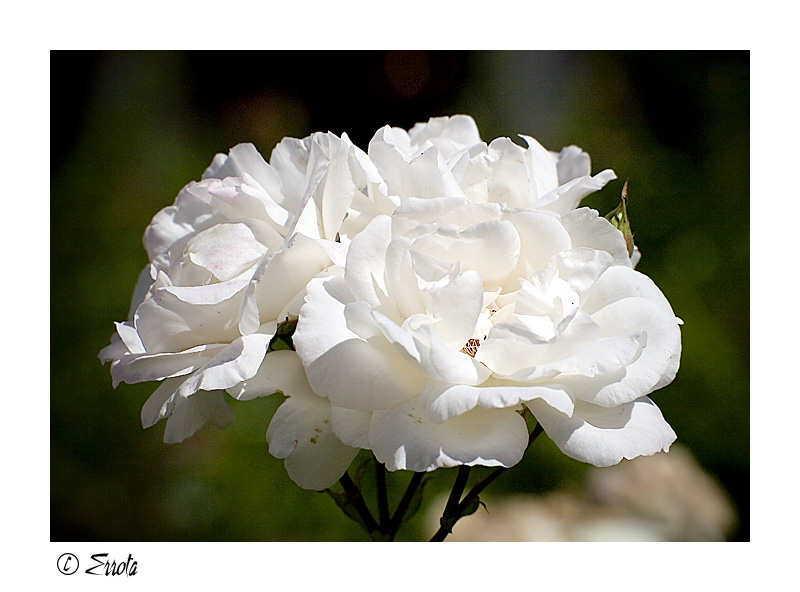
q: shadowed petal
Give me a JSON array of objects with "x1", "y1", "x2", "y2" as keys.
[
  {"x1": 266, "y1": 371, "x2": 359, "y2": 491},
  {"x1": 527, "y1": 396, "x2": 676, "y2": 467},
  {"x1": 370, "y1": 397, "x2": 528, "y2": 472}
]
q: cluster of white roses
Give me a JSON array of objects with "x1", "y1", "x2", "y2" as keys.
[{"x1": 101, "y1": 115, "x2": 681, "y2": 491}]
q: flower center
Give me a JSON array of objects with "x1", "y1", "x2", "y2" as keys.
[{"x1": 460, "y1": 338, "x2": 481, "y2": 357}]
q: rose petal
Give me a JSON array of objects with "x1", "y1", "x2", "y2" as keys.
[
  {"x1": 410, "y1": 322, "x2": 491, "y2": 385},
  {"x1": 563, "y1": 208, "x2": 631, "y2": 267},
  {"x1": 295, "y1": 276, "x2": 426, "y2": 410},
  {"x1": 369, "y1": 127, "x2": 465, "y2": 200},
  {"x1": 312, "y1": 337, "x2": 426, "y2": 411},
  {"x1": 253, "y1": 233, "x2": 332, "y2": 321},
  {"x1": 504, "y1": 209, "x2": 572, "y2": 284},
  {"x1": 370, "y1": 397, "x2": 529, "y2": 472},
  {"x1": 135, "y1": 279, "x2": 245, "y2": 354},
  {"x1": 411, "y1": 219, "x2": 520, "y2": 287},
  {"x1": 207, "y1": 175, "x2": 290, "y2": 230},
  {"x1": 450, "y1": 137, "x2": 531, "y2": 207},
  {"x1": 143, "y1": 182, "x2": 220, "y2": 260},
  {"x1": 409, "y1": 114, "x2": 482, "y2": 159},
  {"x1": 267, "y1": 136, "x2": 313, "y2": 209},
  {"x1": 202, "y1": 143, "x2": 285, "y2": 207},
  {"x1": 114, "y1": 320, "x2": 145, "y2": 354},
  {"x1": 330, "y1": 405, "x2": 372, "y2": 450},
  {"x1": 99, "y1": 333, "x2": 128, "y2": 367},
  {"x1": 576, "y1": 296, "x2": 681, "y2": 406},
  {"x1": 344, "y1": 301, "x2": 383, "y2": 340},
  {"x1": 111, "y1": 343, "x2": 225, "y2": 387},
  {"x1": 391, "y1": 196, "x2": 503, "y2": 237},
  {"x1": 266, "y1": 380, "x2": 359, "y2": 491},
  {"x1": 527, "y1": 396, "x2": 677, "y2": 467},
  {"x1": 226, "y1": 349, "x2": 305, "y2": 401},
  {"x1": 552, "y1": 145, "x2": 591, "y2": 184},
  {"x1": 127, "y1": 265, "x2": 157, "y2": 321},
  {"x1": 185, "y1": 222, "x2": 267, "y2": 282},
  {"x1": 317, "y1": 133, "x2": 359, "y2": 240},
  {"x1": 520, "y1": 134, "x2": 560, "y2": 200},
  {"x1": 421, "y1": 379, "x2": 574, "y2": 424},
  {"x1": 175, "y1": 332, "x2": 273, "y2": 397},
  {"x1": 384, "y1": 238, "x2": 426, "y2": 319},
  {"x1": 580, "y1": 265, "x2": 678, "y2": 317},
  {"x1": 344, "y1": 215, "x2": 391, "y2": 307},
  {"x1": 554, "y1": 248, "x2": 615, "y2": 295},
  {"x1": 140, "y1": 376, "x2": 186, "y2": 429},
  {"x1": 159, "y1": 279, "x2": 250, "y2": 306},
  {"x1": 163, "y1": 389, "x2": 235, "y2": 444},
  {"x1": 423, "y1": 268, "x2": 484, "y2": 349}
]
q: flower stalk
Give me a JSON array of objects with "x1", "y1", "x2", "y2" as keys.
[
  {"x1": 389, "y1": 472, "x2": 425, "y2": 535},
  {"x1": 375, "y1": 460, "x2": 391, "y2": 532},
  {"x1": 330, "y1": 464, "x2": 429, "y2": 541},
  {"x1": 327, "y1": 422, "x2": 547, "y2": 541},
  {"x1": 337, "y1": 471, "x2": 380, "y2": 535},
  {"x1": 429, "y1": 422, "x2": 545, "y2": 542}
]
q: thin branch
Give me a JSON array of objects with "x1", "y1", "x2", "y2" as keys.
[
  {"x1": 339, "y1": 472, "x2": 379, "y2": 534},
  {"x1": 389, "y1": 472, "x2": 425, "y2": 536},
  {"x1": 446, "y1": 465, "x2": 471, "y2": 516},
  {"x1": 430, "y1": 465, "x2": 471, "y2": 542},
  {"x1": 457, "y1": 423, "x2": 544, "y2": 514},
  {"x1": 375, "y1": 461, "x2": 391, "y2": 531},
  {"x1": 429, "y1": 422, "x2": 546, "y2": 542}
]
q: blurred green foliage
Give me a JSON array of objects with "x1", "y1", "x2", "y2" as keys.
[{"x1": 51, "y1": 51, "x2": 748, "y2": 541}]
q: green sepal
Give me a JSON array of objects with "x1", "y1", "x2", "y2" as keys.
[
  {"x1": 460, "y1": 496, "x2": 484, "y2": 518},
  {"x1": 268, "y1": 337, "x2": 292, "y2": 352},
  {"x1": 605, "y1": 179, "x2": 635, "y2": 256},
  {"x1": 268, "y1": 317, "x2": 298, "y2": 352},
  {"x1": 371, "y1": 531, "x2": 392, "y2": 542},
  {"x1": 439, "y1": 494, "x2": 484, "y2": 535},
  {"x1": 352, "y1": 455, "x2": 371, "y2": 489},
  {"x1": 276, "y1": 317, "x2": 297, "y2": 336},
  {"x1": 438, "y1": 514, "x2": 456, "y2": 535},
  {"x1": 324, "y1": 489, "x2": 369, "y2": 529}
]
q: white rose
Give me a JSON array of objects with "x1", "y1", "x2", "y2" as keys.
[
  {"x1": 206, "y1": 133, "x2": 392, "y2": 247},
  {"x1": 367, "y1": 115, "x2": 616, "y2": 213},
  {"x1": 100, "y1": 132, "x2": 379, "y2": 444},
  {"x1": 292, "y1": 196, "x2": 681, "y2": 473}
]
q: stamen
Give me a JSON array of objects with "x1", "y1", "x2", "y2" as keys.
[{"x1": 460, "y1": 338, "x2": 481, "y2": 357}]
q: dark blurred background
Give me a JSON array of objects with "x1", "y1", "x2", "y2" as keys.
[{"x1": 51, "y1": 51, "x2": 749, "y2": 541}]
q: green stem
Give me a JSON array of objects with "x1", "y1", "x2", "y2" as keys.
[
  {"x1": 429, "y1": 422, "x2": 545, "y2": 542},
  {"x1": 375, "y1": 461, "x2": 391, "y2": 531},
  {"x1": 389, "y1": 472, "x2": 425, "y2": 537},
  {"x1": 430, "y1": 465, "x2": 471, "y2": 542},
  {"x1": 457, "y1": 423, "x2": 544, "y2": 514},
  {"x1": 339, "y1": 472, "x2": 379, "y2": 535},
  {"x1": 447, "y1": 465, "x2": 471, "y2": 515}
]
